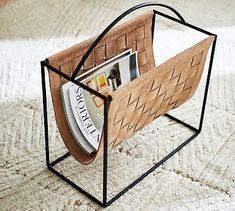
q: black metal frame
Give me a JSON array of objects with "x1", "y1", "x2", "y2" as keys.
[{"x1": 40, "y1": 3, "x2": 217, "y2": 207}]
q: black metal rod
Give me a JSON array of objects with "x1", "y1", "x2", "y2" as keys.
[
  {"x1": 151, "y1": 11, "x2": 156, "y2": 41},
  {"x1": 198, "y1": 37, "x2": 217, "y2": 131},
  {"x1": 154, "y1": 10, "x2": 216, "y2": 36},
  {"x1": 41, "y1": 60, "x2": 107, "y2": 100},
  {"x1": 41, "y1": 61, "x2": 106, "y2": 207},
  {"x1": 47, "y1": 114, "x2": 200, "y2": 208},
  {"x1": 50, "y1": 152, "x2": 71, "y2": 167},
  {"x1": 106, "y1": 131, "x2": 200, "y2": 206},
  {"x1": 164, "y1": 113, "x2": 199, "y2": 132},
  {"x1": 47, "y1": 166, "x2": 104, "y2": 207},
  {"x1": 103, "y1": 98, "x2": 109, "y2": 205},
  {"x1": 71, "y1": 3, "x2": 186, "y2": 79},
  {"x1": 41, "y1": 61, "x2": 50, "y2": 168}
]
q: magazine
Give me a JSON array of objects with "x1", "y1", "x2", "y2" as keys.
[
  {"x1": 61, "y1": 50, "x2": 140, "y2": 154},
  {"x1": 61, "y1": 50, "x2": 132, "y2": 154}
]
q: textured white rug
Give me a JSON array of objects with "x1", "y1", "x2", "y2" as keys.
[{"x1": 0, "y1": 0, "x2": 235, "y2": 210}]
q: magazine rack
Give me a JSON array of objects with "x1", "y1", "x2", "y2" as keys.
[{"x1": 40, "y1": 3, "x2": 217, "y2": 207}]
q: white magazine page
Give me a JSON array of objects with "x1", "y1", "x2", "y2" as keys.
[
  {"x1": 68, "y1": 84, "x2": 101, "y2": 150},
  {"x1": 61, "y1": 83, "x2": 95, "y2": 154},
  {"x1": 118, "y1": 52, "x2": 140, "y2": 86},
  {"x1": 77, "y1": 49, "x2": 132, "y2": 81}
]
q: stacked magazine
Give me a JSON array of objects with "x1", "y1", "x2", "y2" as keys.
[{"x1": 61, "y1": 49, "x2": 140, "y2": 154}]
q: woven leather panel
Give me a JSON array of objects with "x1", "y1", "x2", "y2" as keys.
[
  {"x1": 91, "y1": 36, "x2": 214, "y2": 163},
  {"x1": 46, "y1": 10, "x2": 214, "y2": 164},
  {"x1": 50, "y1": 11, "x2": 155, "y2": 79},
  {"x1": 106, "y1": 37, "x2": 214, "y2": 150},
  {"x1": 47, "y1": 11, "x2": 155, "y2": 164}
]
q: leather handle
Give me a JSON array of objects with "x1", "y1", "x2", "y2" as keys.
[{"x1": 71, "y1": 2, "x2": 186, "y2": 79}]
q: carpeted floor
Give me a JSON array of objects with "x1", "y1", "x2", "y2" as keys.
[{"x1": 0, "y1": 0, "x2": 235, "y2": 210}]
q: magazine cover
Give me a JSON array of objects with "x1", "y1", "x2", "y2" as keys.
[
  {"x1": 69, "y1": 84, "x2": 101, "y2": 151},
  {"x1": 61, "y1": 81, "x2": 95, "y2": 154}
]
